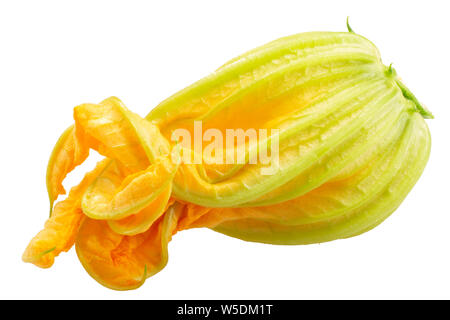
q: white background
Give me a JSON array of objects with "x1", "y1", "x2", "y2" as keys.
[{"x1": 1, "y1": 0, "x2": 449, "y2": 299}]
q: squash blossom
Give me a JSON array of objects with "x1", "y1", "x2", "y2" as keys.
[{"x1": 23, "y1": 25, "x2": 432, "y2": 290}]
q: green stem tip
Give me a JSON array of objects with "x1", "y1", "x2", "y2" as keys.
[
  {"x1": 346, "y1": 17, "x2": 355, "y2": 33},
  {"x1": 396, "y1": 78, "x2": 434, "y2": 119},
  {"x1": 386, "y1": 65, "x2": 433, "y2": 119}
]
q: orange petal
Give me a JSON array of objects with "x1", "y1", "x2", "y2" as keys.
[
  {"x1": 74, "y1": 96, "x2": 169, "y2": 173},
  {"x1": 108, "y1": 185, "x2": 174, "y2": 236},
  {"x1": 46, "y1": 125, "x2": 89, "y2": 213},
  {"x1": 82, "y1": 156, "x2": 177, "y2": 220},
  {"x1": 23, "y1": 159, "x2": 109, "y2": 268},
  {"x1": 76, "y1": 204, "x2": 181, "y2": 290}
]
